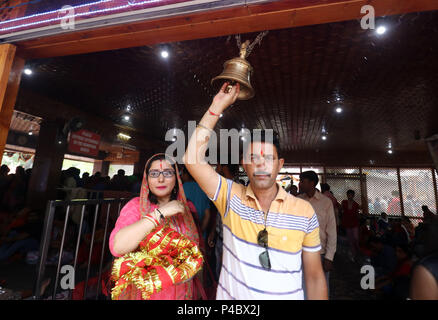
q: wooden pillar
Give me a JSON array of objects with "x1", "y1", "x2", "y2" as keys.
[
  {"x1": 26, "y1": 119, "x2": 66, "y2": 210},
  {"x1": 432, "y1": 168, "x2": 438, "y2": 213},
  {"x1": 359, "y1": 167, "x2": 369, "y2": 216},
  {"x1": 397, "y1": 168, "x2": 405, "y2": 216},
  {"x1": 134, "y1": 149, "x2": 154, "y2": 176},
  {"x1": 93, "y1": 160, "x2": 110, "y2": 176},
  {"x1": 0, "y1": 44, "x2": 25, "y2": 157}
]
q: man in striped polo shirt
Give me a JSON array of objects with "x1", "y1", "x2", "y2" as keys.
[{"x1": 184, "y1": 83, "x2": 328, "y2": 300}]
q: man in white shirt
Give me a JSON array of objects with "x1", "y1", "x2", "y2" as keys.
[{"x1": 299, "y1": 171, "x2": 337, "y2": 296}]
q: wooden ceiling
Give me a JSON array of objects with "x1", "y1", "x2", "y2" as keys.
[{"x1": 14, "y1": 10, "x2": 438, "y2": 163}]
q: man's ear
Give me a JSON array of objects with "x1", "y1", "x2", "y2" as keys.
[
  {"x1": 278, "y1": 158, "x2": 285, "y2": 171},
  {"x1": 241, "y1": 157, "x2": 248, "y2": 174}
]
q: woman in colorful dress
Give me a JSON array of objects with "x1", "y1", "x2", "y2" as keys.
[{"x1": 109, "y1": 153, "x2": 203, "y2": 300}]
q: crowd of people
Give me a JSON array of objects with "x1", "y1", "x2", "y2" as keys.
[
  {"x1": 0, "y1": 164, "x2": 141, "y2": 266},
  {"x1": 1, "y1": 156, "x2": 438, "y2": 300},
  {"x1": 59, "y1": 167, "x2": 142, "y2": 195}
]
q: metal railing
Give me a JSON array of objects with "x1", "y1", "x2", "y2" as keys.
[{"x1": 33, "y1": 197, "x2": 132, "y2": 300}]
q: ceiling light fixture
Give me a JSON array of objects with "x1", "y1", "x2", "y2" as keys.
[
  {"x1": 161, "y1": 50, "x2": 169, "y2": 58},
  {"x1": 322, "y1": 135, "x2": 327, "y2": 141},
  {"x1": 24, "y1": 68, "x2": 32, "y2": 75},
  {"x1": 117, "y1": 133, "x2": 131, "y2": 141},
  {"x1": 123, "y1": 115, "x2": 130, "y2": 121},
  {"x1": 336, "y1": 107, "x2": 343, "y2": 113},
  {"x1": 376, "y1": 26, "x2": 387, "y2": 35}
]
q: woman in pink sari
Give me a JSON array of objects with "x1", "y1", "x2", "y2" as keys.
[{"x1": 109, "y1": 153, "x2": 202, "y2": 300}]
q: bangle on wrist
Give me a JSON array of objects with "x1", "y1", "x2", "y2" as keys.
[
  {"x1": 143, "y1": 215, "x2": 157, "y2": 227},
  {"x1": 150, "y1": 213, "x2": 160, "y2": 226},
  {"x1": 197, "y1": 123, "x2": 211, "y2": 131}
]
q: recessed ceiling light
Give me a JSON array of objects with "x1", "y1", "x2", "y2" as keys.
[
  {"x1": 336, "y1": 107, "x2": 343, "y2": 113},
  {"x1": 322, "y1": 135, "x2": 327, "y2": 141},
  {"x1": 126, "y1": 105, "x2": 131, "y2": 111},
  {"x1": 388, "y1": 149, "x2": 393, "y2": 154},
  {"x1": 376, "y1": 26, "x2": 386, "y2": 35},
  {"x1": 28, "y1": 132, "x2": 33, "y2": 136},
  {"x1": 117, "y1": 133, "x2": 131, "y2": 141},
  {"x1": 161, "y1": 50, "x2": 169, "y2": 58},
  {"x1": 24, "y1": 68, "x2": 32, "y2": 75},
  {"x1": 336, "y1": 97, "x2": 341, "y2": 101},
  {"x1": 124, "y1": 115, "x2": 130, "y2": 121}
]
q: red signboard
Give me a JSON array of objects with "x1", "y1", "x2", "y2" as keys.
[{"x1": 68, "y1": 129, "x2": 101, "y2": 157}]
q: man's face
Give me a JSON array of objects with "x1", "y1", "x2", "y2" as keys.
[
  {"x1": 242, "y1": 142, "x2": 284, "y2": 191},
  {"x1": 298, "y1": 178, "x2": 314, "y2": 194}
]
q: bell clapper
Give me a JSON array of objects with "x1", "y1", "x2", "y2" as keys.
[{"x1": 224, "y1": 80, "x2": 236, "y2": 93}]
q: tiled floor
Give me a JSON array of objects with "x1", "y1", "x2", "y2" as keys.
[{"x1": 330, "y1": 238, "x2": 378, "y2": 300}]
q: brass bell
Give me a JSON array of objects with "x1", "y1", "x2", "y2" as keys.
[{"x1": 211, "y1": 40, "x2": 255, "y2": 100}]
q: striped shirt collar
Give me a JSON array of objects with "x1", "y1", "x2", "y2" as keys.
[{"x1": 245, "y1": 182, "x2": 287, "y2": 202}]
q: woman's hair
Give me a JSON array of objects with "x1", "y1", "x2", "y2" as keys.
[{"x1": 145, "y1": 154, "x2": 179, "y2": 204}]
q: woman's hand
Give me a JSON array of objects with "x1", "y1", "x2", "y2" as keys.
[
  {"x1": 210, "y1": 82, "x2": 240, "y2": 114},
  {"x1": 159, "y1": 200, "x2": 185, "y2": 218}
]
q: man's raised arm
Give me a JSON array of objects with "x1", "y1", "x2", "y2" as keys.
[{"x1": 183, "y1": 83, "x2": 240, "y2": 199}]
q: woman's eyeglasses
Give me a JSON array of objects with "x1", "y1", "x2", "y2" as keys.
[
  {"x1": 148, "y1": 170, "x2": 175, "y2": 178},
  {"x1": 257, "y1": 228, "x2": 271, "y2": 270}
]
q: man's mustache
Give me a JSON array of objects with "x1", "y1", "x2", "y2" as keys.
[{"x1": 253, "y1": 171, "x2": 271, "y2": 177}]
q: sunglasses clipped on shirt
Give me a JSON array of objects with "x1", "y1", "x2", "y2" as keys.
[
  {"x1": 148, "y1": 170, "x2": 175, "y2": 178},
  {"x1": 257, "y1": 228, "x2": 271, "y2": 270}
]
